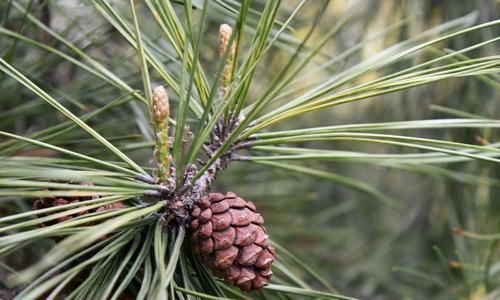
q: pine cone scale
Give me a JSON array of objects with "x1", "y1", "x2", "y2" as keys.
[
  {"x1": 212, "y1": 227, "x2": 236, "y2": 250},
  {"x1": 211, "y1": 212, "x2": 231, "y2": 230},
  {"x1": 214, "y1": 246, "x2": 238, "y2": 269}
]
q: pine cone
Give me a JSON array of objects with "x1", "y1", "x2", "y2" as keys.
[
  {"x1": 33, "y1": 184, "x2": 126, "y2": 241},
  {"x1": 189, "y1": 192, "x2": 275, "y2": 292}
]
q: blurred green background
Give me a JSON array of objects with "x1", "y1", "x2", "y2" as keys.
[{"x1": 222, "y1": 2, "x2": 499, "y2": 299}]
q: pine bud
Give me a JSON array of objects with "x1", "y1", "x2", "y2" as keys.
[
  {"x1": 152, "y1": 86, "x2": 171, "y2": 183},
  {"x1": 219, "y1": 24, "x2": 236, "y2": 87},
  {"x1": 219, "y1": 24, "x2": 234, "y2": 58},
  {"x1": 153, "y1": 86, "x2": 169, "y2": 122}
]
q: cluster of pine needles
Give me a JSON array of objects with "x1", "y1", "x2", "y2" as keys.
[{"x1": 0, "y1": 1, "x2": 498, "y2": 299}]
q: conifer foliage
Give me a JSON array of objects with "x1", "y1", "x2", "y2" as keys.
[{"x1": 0, "y1": 1, "x2": 498, "y2": 299}]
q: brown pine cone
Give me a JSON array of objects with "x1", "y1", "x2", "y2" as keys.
[
  {"x1": 32, "y1": 184, "x2": 126, "y2": 241},
  {"x1": 189, "y1": 192, "x2": 275, "y2": 292},
  {"x1": 32, "y1": 190, "x2": 93, "y2": 227}
]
